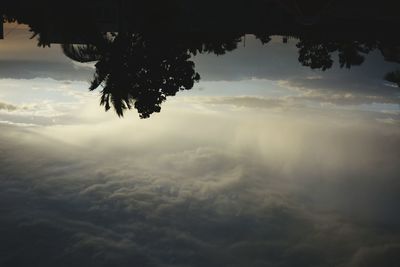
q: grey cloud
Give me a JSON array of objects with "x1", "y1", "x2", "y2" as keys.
[
  {"x1": 376, "y1": 117, "x2": 400, "y2": 125},
  {"x1": 0, "y1": 106, "x2": 84, "y2": 127},
  {"x1": 296, "y1": 93, "x2": 400, "y2": 105},
  {"x1": 0, "y1": 60, "x2": 93, "y2": 81},
  {"x1": 194, "y1": 36, "x2": 400, "y2": 106},
  {"x1": 281, "y1": 75, "x2": 400, "y2": 105},
  {"x1": 0, "y1": 101, "x2": 18, "y2": 111},
  {"x1": 1, "y1": 119, "x2": 400, "y2": 267},
  {"x1": 194, "y1": 37, "x2": 399, "y2": 84},
  {"x1": 349, "y1": 244, "x2": 400, "y2": 267},
  {"x1": 194, "y1": 37, "x2": 306, "y2": 82},
  {"x1": 202, "y1": 95, "x2": 400, "y2": 119},
  {"x1": 204, "y1": 96, "x2": 303, "y2": 110}
]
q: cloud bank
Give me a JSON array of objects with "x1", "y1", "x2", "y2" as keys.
[{"x1": 0, "y1": 103, "x2": 399, "y2": 266}]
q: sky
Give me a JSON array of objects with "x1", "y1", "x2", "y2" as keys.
[{"x1": 0, "y1": 23, "x2": 400, "y2": 267}]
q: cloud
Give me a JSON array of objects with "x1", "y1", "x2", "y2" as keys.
[
  {"x1": 0, "y1": 60, "x2": 93, "y2": 81},
  {"x1": 193, "y1": 36, "x2": 400, "y2": 106},
  {"x1": 0, "y1": 101, "x2": 18, "y2": 111},
  {"x1": 376, "y1": 117, "x2": 400, "y2": 125},
  {"x1": 349, "y1": 244, "x2": 400, "y2": 267},
  {"x1": 193, "y1": 36, "x2": 306, "y2": 82},
  {"x1": 0, "y1": 78, "x2": 102, "y2": 127},
  {"x1": 0, "y1": 24, "x2": 94, "y2": 81},
  {"x1": 1, "y1": 103, "x2": 400, "y2": 266},
  {"x1": 204, "y1": 96, "x2": 303, "y2": 110},
  {"x1": 195, "y1": 95, "x2": 400, "y2": 123},
  {"x1": 279, "y1": 75, "x2": 400, "y2": 105}
]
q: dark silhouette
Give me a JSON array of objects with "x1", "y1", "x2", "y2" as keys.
[
  {"x1": 61, "y1": 33, "x2": 242, "y2": 117},
  {"x1": 296, "y1": 40, "x2": 336, "y2": 70},
  {"x1": 296, "y1": 40, "x2": 378, "y2": 71},
  {"x1": 1, "y1": 0, "x2": 400, "y2": 118},
  {"x1": 62, "y1": 33, "x2": 201, "y2": 118}
]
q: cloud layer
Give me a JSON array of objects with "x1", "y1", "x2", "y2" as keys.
[{"x1": 0, "y1": 102, "x2": 399, "y2": 266}]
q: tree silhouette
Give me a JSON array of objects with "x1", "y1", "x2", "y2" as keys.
[
  {"x1": 63, "y1": 33, "x2": 204, "y2": 118},
  {"x1": 297, "y1": 39, "x2": 376, "y2": 71},
  {"x1": 337, "y1": 42, "x2": 376, "y2": 68},
  {"x1": 60, "y1": 30, "x2": 244, "y2": 118},
  {"x1": 296, "y1": 40, "x2": 336, "y2": 70}
]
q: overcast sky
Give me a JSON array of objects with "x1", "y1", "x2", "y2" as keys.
[{"x1": 0, "y1": 23, "x2": 400, "y2": 267}]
